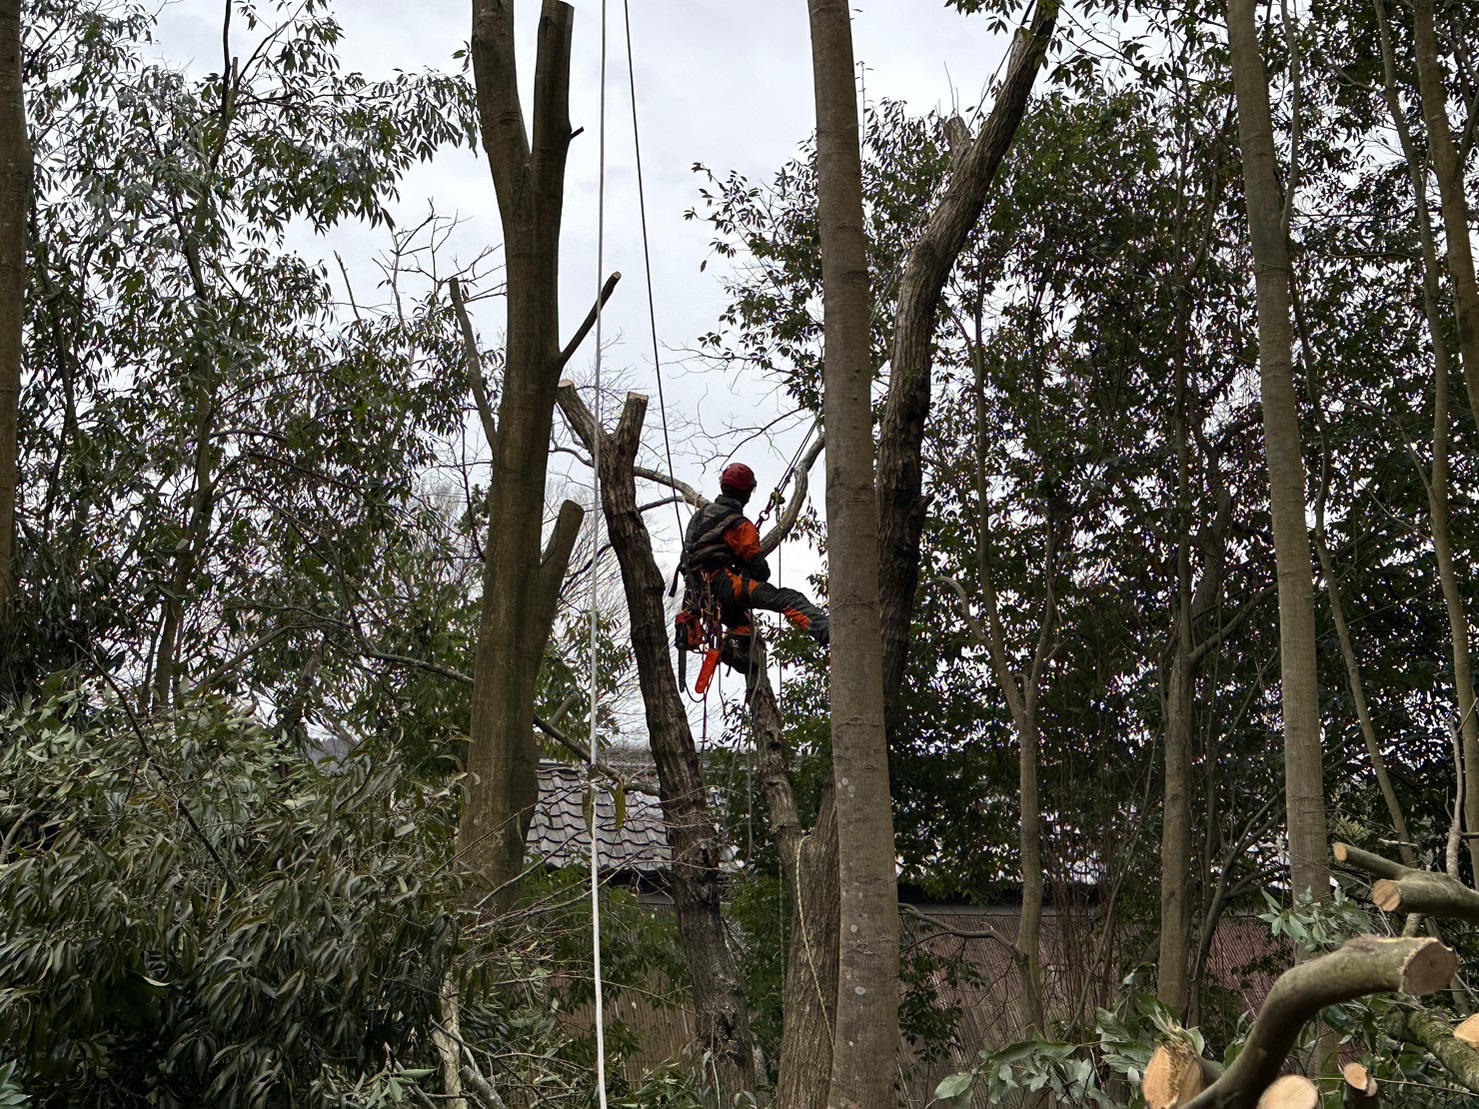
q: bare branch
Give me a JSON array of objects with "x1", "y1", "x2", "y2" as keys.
[
  {"x1": 555, "y1": 271, "x2": 621, "y2": 372},
  {"x1": 449, "y1": 276, "x2": 498, "y2": 451}
]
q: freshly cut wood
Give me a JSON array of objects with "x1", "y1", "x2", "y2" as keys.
[
  {"x1": 1143, "y1": 1041, "x2": 1205, "y2": 1108},
  {"x1": 1184, "y1": 936, "x2": 1455, "y2": 1108},
  {"x1": 1342, "y1": 1062, "x2": 1377, "y2": 1107},
  {"x1": 1256, "y1": 1075, "x2": 1317, "y2": 1109},
  {"x1": 1456, "y1": 1014, "x2": 1479, "y2": 1049},
  {"x1": 1333, "y1": 842, "x2": 1412, "y2": 881},
  {"x1": 1370, "y1": 872, "x2": 1479, "y2": 922}
]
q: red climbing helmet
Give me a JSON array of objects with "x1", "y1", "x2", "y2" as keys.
[{"x1": 720, "y1": 462, "x2": 757, "y2": 494}]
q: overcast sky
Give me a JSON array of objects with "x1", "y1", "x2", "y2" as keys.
[{"x1": 153, "y1": 0, "x2": 1009, "y2": 498}]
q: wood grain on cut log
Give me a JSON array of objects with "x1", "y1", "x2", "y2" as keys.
[
  {"x1": 1143, "y1": 1040, "x2": 1206, "y2": 1108},
  {"x1": 1370, "y1": 871, "x2": 1479, "y2": 923},
  {"x1": 1341, "y1": 1062, "x2": 1377, "y2": 1108},
  {"x1": 1456, "y1": 1013, "x2": 1479, "y2": 1049},
  {"x1": 1255, "y1": 1075, "x2": 1317, "y2": 1109},
  {"x1": 1183, "y1": 936, "x2": 1455, "y2": 1109}
]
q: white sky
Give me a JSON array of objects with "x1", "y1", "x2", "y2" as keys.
[
  {"x1": 153, "y1": 0, "x2": 1010, "y2": 509},
  {"x1": 150, "y1": 1, "x2": 1012, "y2": 731}
]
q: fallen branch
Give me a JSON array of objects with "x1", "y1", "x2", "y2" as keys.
[
  {"x1": 1371, "y1": 870, "x2": 1479, "y2": 923},
  {"x1": 1182, "y1": 936, "x2": 1455, "y2": 1109},
  {"x1": 1333, "y1": 841, "x2": 1413, "y2": 882},
  {"x1": 1390, "y1": 1007, "x2": 1479, "y2": 1092}
]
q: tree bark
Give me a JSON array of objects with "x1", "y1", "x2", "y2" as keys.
[
  {"x1": 804, "y1": 2, "x2": 900, "y2": 1101},
  {"x1": 1410, "y1": 0, "x2": 1479, "y2": 435},
  {"x1": 875, "y1": 2, "x2": 1055, "y2": 725},
  {"x1": 0, "y1": 0, "x2": 27, "y2": 638},
  {"x1": 736, "y1": 651, "x2": 840, "y2": 1109},
  {"x1": 458, "y1": 0, "x2": 587, "y2": 908},
  {"x1": 1392, "y1": 1008, "x2": 1479, "y2": 1094},
  {"x1": 1225, "y1": 0, "x2": 1330, "y2": 903},
  {"x1": 556, "y1": 384, "x2": 759, "y2": 1099}
]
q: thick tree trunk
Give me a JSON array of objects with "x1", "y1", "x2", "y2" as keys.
[
  {"x1": 0, "y1": 0, "x2": 26, "y2": 637},
  {"x1": 740, "y1": 656, "x2": 840, "y2": 1109},
  {"x1": 458, "y1": 0, "x2": 586, "y2": 907},
  {"x1": 1226, "y1": 0, "x2": 1330, "y2": 902},
  {"x1": 779, "y1": 785, "x2": 840, "y2": 1109},
  {"x1": 875, "y1": 3, "x2": 1055, "y2": 725},
  {"x1": 804, "y1": 2, "x2": 900, "y2": 1102},
  {"x1": 556, "y1": 385, "x2": 759, "y2": 1099}
]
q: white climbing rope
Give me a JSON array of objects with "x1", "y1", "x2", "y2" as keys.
[{"x1": 586, "y1": 0, "x2": 610, "y2": 1103}]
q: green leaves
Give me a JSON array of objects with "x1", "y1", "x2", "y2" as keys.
[{"x1": 0, "y1": 688, "x2": 463, "y2": 1106}]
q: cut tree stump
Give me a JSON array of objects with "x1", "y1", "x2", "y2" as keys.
[{"x1": 1342, "y1": 1061, "x2": 1377, "y2": 1107}]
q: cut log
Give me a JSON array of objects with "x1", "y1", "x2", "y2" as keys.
[
  {"x1": 1333, "y1": 842, "x2": 1412, "y2": 881},
  {"x1": 1184, "y1": 936, "x2": 1455, "y2": 1108},
  {"x1": 1144, "y1": 1041, "x2": 1207, "y2": 1108},
  {"x1": 1456, "y1": 1013, "x2": 1479, "y2": 1049},
  {"x1": 1256, "y1": 1075, "x2": 1317, "y2": 1109},
  {"x1": 1370, "y1": 872, "x2": 1479, "y2": 923},
  {"x1": 1342, "y1": 1061, "x2": 1377, "y2": 1107}
]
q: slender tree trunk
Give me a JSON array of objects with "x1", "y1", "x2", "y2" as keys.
[
  {"x1": 0, "y1": 0, "x2": 29, "y2": 642},
  {"x1": 968, "y1": 333, "x2": 1050, "y2": 1031},
  {"x1": 557, "y1": 386, "x2": 758, "y2": 1099},
  {"x1": 1161, "y1": 644, "x2": 1195, "y2": 1012},
  {"x1": 1410, "y1": 0, "x2": 1479, "y2": 434},
  {"x1": 1375, "y1": 0, "x2": 1479, "y2": 873},
  {"x1": 151, "y1": 376, "x2": 215, "y2": 712},
  {"x1": 875, "y1": 2, "x2": 1055, "y2": 725},
  {"x1": 804, "y1": 3, "x2": 900, "y2": 1101},
  {"x1": 458, "y1": 0, "x2": 585, "y2": 907},
  {"x1": 1313, "y1": 530, "x2": 1417, "y2": 867},
  {"x1": 1226, "y1": 0, "x2": 1330, "y2": 901}
]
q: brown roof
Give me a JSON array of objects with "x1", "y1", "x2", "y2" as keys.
[{"x1": 526, "y1": 761, "x2": 670, "y2": 876}]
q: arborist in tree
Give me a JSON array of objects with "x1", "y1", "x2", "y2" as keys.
[{"x1": 675, "y1": 463, "x2": 829, "y2": 688}]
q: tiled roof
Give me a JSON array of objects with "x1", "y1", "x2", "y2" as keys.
[{"x1": 527, "y1": 761, "x2": 669, "y2": 876}]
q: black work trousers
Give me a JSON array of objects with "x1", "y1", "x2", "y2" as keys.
[{"x1": 711, "y1": 567, "x2": 829, "y2": 645}]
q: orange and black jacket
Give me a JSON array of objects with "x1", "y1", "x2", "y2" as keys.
[{"x1": 681, "y1": 495, "x2": 770, "y2": 582}]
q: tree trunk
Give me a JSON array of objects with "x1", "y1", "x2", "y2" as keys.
[
  {"x1": 151, "y1": 374, "x2": 216, "y2": 712},
  {"x1": 1410, "y1": 0, "x2": 1479, "y2": 435},
  {"x1": 875, "y1": 2, "x2": 1055, "y2": 725},
  {"x1": 1374, "y1": 0, "x2": 1479, "y2": 875},
  {"x1": 1160, "y1": 643, "x2": 1195, "y2": 1013},
  {"x1": 1226, "y1": 0, "x2": 1330, "y2": 902},
  {"x1": 0, "y1": 0, "x2": 29, "y2": 643},
  {"x1": 556, "y1": 385, "x2": 758, "y2": 1099},
  {"x1": 804, "y1": 2, "x2": 900, "y2": 1102},
  {"x1": 966, "y1": 317, "x2": 1052, "y2": 1032},
  {"x1": 739, "y1": 654, "x2": 840, "y2": 1109},
  {"x1": 458, "y1": 0, "x2": 586, "y2": 907}
]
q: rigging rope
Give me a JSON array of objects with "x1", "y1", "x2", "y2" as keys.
[
  {"x1": 621, "y1": 0, "x2": 685, "y2": 541},
  {"x1": 586, "y1": 0, "x2": 611, "y2": 1103}
]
